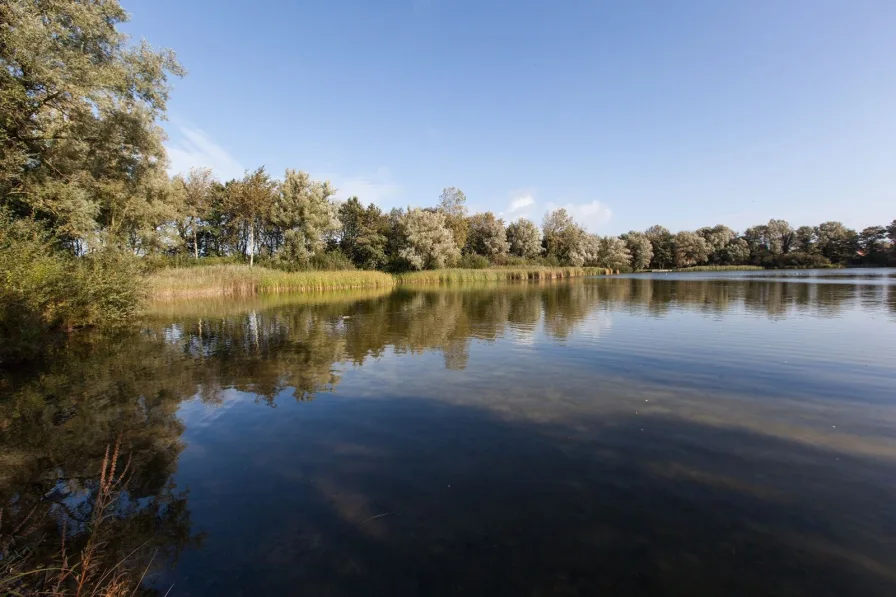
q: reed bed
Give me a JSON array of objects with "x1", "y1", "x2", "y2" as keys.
[
  {"x1": 394, "y1": 267, "x2": 604, "y2": 285},
  {"x1": 673, "y1": 265, "x2": 765, "y2": 272},
  {"x1": 147, "y1": 265, "x2": 396, "y2": 299}
]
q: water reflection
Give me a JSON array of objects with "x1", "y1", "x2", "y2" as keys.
[{"x1": 1, "y1": 270, "x2": 895, "y2": 595}]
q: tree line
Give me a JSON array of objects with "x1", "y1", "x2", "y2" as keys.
[{"x1": 149, "y1": 167, "x2": 896, "y2": 272}]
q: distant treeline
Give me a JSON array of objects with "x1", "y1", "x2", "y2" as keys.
[{"x1": 129, "y1": 166, "x2": 896, "y2": 273}]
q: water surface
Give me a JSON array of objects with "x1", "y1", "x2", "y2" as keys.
[{"x1": 2, "y1": 269, "x2": 895, "y2": 596}]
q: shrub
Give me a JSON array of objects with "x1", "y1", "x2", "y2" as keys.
[{"x1": 457, "y1": 253, "x2": 490, "y2": 269}]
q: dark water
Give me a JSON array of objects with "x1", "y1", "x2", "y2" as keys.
[{"x1": 2, "y1": 269, "x2": 896, "y2": 596}]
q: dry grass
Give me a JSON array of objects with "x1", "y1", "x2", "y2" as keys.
[
  {"x1": 394, "y1": 267, "x2": 605, "y2": 285},
  {"x1": 0, "y1": 439, "x2": 153, "y2": 597},
  {"x1": 147, "y1": 264, "x2": 396, "y2": 299}
]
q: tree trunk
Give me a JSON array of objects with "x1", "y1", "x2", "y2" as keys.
[
  {"x1": 193, "y1": 226, "x2": 199, "y2": 260},
  {"x1": 248, "y1": 222, "x2": 254, "y2": 267}
]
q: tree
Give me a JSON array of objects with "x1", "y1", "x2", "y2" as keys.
[
  {"x1": 597, "y1": 236, "x2": 632, "y2": 271},
  {"x1": 397, "y1": 208, "x2": 460, "y2": 270},
  {"x1": 438, "y1": 187, "x2": 469, "y2": 252},
  {"x1": 717, "y1": 238, "x2": 750, "y2": 265},
  {"x1": 272, "y1": 170, "x2": 339, "y2": 265},
  {"x1": 766, "y1": 219, "x2": 795, "y2": 255},
  {"x1": 225, "y1": 168, "x2": 276, "y2": 266},
  {"x1": 543, "y1": 209, "x2": 588, "y2": 265},
  {"x1": 173, "y1": 167, "x2": 215, "y2": 259},
  {"x1": 506, "y1": 218, "x2": 543, "y2": 259},
  {"x1": 795, "y1": 226, "x2": 817, "y2": 253},
  {"x1": 645, "y1": 225, "x2": 674, "y2": 269},
  {"x1": 0, "y1": 0, "x2": 184, "y2": 248},
  {"x1": 339, "y1": 198, "x2": 389, "y2": 270},
  {"x1": 816, "y1": 221, "x2": 859, "y2": 264},
  {"x1": 621, "y1": 231, "x2": 653, "y2": 270},
  {"x1": 858, "y1": 226, "x2": 888, "y2": 262},
  {"x1": 673, "y1": 231, "x2": 710, "y2": 268},
  {"x1": 466, "y1": 212, "x2": 508, "y2": 257},
  {"x1": 697, "y1": 225, "x2": 737, "y2": 264}
]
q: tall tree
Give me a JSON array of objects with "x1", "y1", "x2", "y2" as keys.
[
  {"x1": 597, "y1": 236, "x2": 632, "y2": 271},
  {"x1": 766, "y1": 219, "x2": 795, "y2": 255},
  {"x1": 0, "y1": 0, "x2": 184, "y2": 248},
  {"x1": 506, "y1": 218, "x2": 543, "y2": 259},
  {"x1": 225, "y1": 168, "x2": 276, "y2": 266},
  {"x1": 174, "y1": 167, "x2": 215, "y2": 259},
  {"x1": 645, "y1": 225, "x2": 674, "y2": 269},
  {"x1": 673, "y1": 231, "x2": 710, "y2": 268},
  {"x1": 465, "y1": 212, "x2": 509, "y2": 257},
  {"x1": 816, "y1": 221, "x2": 859, "y2": 264},
  {"x1": 438, "y1": 187, "x2": 469, "y2": 252},
  {"x1": 794, "y1": 226, "x2": 818, "y2": 253},
  {"x1": 272, "y1": 170, "x2": 339, "y2": 265},
  {"x1": 621, "y1": 231, "x2": 653, "y2": 270},
  {"x1": 543, "y1": 209, "x2": 587, "y2": 265},
  {"x1": 859, "y1": 226, "x2": 888, "y2": 262},
  {"x1": 397, "y1": 208, "x2": 460, "y2": 270}
]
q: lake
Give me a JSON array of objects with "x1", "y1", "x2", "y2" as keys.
[{"x1": 2, "y1": 269, "x2": 895, "y2": 596}]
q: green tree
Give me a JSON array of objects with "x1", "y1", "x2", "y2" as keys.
[
  {"x1": 173, "y1": 167, "x2": 215, "y2": 259},
  {"x1": 225, "y1": 168, "x2": 276, "y2": 266},
  {"x1": 597, "y1": 236, "x2": 632, "y2": 271},
  {"x1": 0, "y1": 0, "x2": 184, "y2": 248},
  {"x1": 816, "y1": 221, "x2": 859, "y2": 264},
  {"x1": 858, "y1": 226, "x2": 888, "y2": 263},
  {"x1": 795, "y1": 226, "x2": 817, "y2": 253},
  {"x1": 438, "y1": 187, "x2": 469, "y2": 252},
  {"x1": 466, "y1": 212, "x2": 509, "y2": 257},
  {"x1": 506, "y1": 218, "x2": 543, "y2": 259},
  {"x1": 645, "y1": 225, "x2": 675, "y2": 269},
  {"x1": 339, "y1": 197, "x2": 389, "y2": 269},
  {"x1": 397, "y1": 208, "x2": 460, "y2": 270},
  {"x1": 543, "y1": 209, "x2": 588, "y2": 265},
  {"x1": 673, "y1": 231, "x2": 710, "y2": 268},
  {"x1": 272, "y1": 170, "x2": 339, "y2": 265},
  {"x1": 621, "y1": 231, "x2": 653, "y2": 270}
]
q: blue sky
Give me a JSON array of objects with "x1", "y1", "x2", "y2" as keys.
[{"x1": 124, "y1": 0, "x2": 895, "y2": 234}]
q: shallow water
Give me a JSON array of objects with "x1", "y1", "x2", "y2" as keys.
[{"x1": 2, "y1": 269, "x2": 896, "y2": 596}]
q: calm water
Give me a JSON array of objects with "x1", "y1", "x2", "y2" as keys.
[{"x1": 2, "y1": 269, "x2": 896, "y2": 596}]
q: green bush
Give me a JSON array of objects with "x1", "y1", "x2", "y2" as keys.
[
  {"x1": 457, "y1": 253, "x2": 490, "y2": 269},
  {"x1": 0, "y1": 217, "x2": 143, "y2": 364}
]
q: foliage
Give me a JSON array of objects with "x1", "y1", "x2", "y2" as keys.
[
  {"x1": 646, "y1": 225, "x2": 675, "y2": 269},
  {"x1": 0, "y1": 216, "x2": 143, "y2": 364},
  {"x1": 465, "y1": 212, "x2": 509, "y2": 257},
  {"x1": 395, "y1": 267, "x2": 602, "y2": 285},
  {"x1": 273, "y1": 169, "x2": 339, "y2": 266},
  {"x1": 437, "y1": 187, "x2": 469, "y2": 252},
  {"x1": 338, "y1": 197, "x2": 389, "y2": 270},
  {"x1": 506, "y1": 218, "x2": 543, "y2": 259},
  {"x1": 596, "y1": 236, "x2": 632, "y2": 271},
  {"x1": 0, "y1": 0, "x2": 184, "y2": 249},
  {"x1": 543, "y1": 209, "x2": 590, "y2": 266},
  {"x1": 395, "y1": 208, "x2": 461, "y2": 270},
  {"x1": 673, "y1": 231, "x2": 710, "y2": 268},
  {"x1": 457, "y1": 253, "x2": 490, "y2": 269},
  {"x1": 621, "y1": 231, "x2": 653, "y2": 270}
]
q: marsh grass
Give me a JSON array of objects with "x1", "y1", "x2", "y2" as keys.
[
  {"x1": 147, "y1": 265, "x2": 396, "y2": 299},
  {"x1": 394, "y1": 267, "x2": 604, "y2": 285},
  {"x1": 673, "y1": 265, "x2": 765, "y2": 272},
  {"x1": 147, "y1": 265, "x2": 604, "y2": 298}
]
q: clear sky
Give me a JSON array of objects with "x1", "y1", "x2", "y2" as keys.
[{"x1": 123, "y1": 0, "x2": 895, "y2": 234}]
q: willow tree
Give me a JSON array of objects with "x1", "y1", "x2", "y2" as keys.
[
  {"x1": 465, "y1": 211, "x2": 508, "y2": 257},
  {"x1": 272, "y1": 170, "x2": 339, "y2": 265},
  {"x1": 0, "y1": 0, "x2": 184, "y2": 250},
  {"x1": 506, "y1": 218, "x2": 543, "y2": 259},
  {"x1": 397, "y1": 208, "x2": 460, "y2": 270}
]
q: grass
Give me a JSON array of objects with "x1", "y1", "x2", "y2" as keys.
[
  {"x1": 147, "y1": 265, "x2": 605, "y2": 299},
  {"x1": 394, "y1": 266, "x2": 605, "y2": 285},
  {"x1": 147, "y1": 264, "x2": 396, "y2": 299},
  {"x1": 673, "y1": 265, "x2": 765, "y2": 272},
  {"x1": 0, "y1": 439, "x2": 153, "y2": 597}
]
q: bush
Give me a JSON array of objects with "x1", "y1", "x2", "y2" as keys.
[
  {"x1": 457, "y1": 253, "x2": 490, "y2": 269},
  {"x1": 0, "y1": 216, "x2": 144, "y2": 364},
  {"x1": 761, "y1": 252, "x2": 832, "y2": 269}
]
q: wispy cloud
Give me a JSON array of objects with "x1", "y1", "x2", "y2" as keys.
[
  {"x1": 509, "y1": 194, "x2": 535, "y2": 213},
  {"x1": 166, "y1": 126, "x2": 245, "y2": 181},
  {"x1": 330, "y1": 167, "x2": 402, "y2": 208},
  {"x1": 545, "y1": 200, "x2": 613, "y2": 232}
]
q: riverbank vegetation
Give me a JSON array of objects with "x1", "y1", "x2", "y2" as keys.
[{"x1": 1, "y1": 0, "x2": 895, "y2": 363}]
